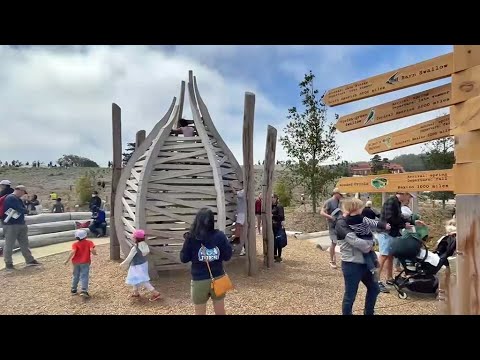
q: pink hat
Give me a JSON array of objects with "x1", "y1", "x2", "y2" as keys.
[{"x1": 133, "y1": 229, "x2": 145, "y2": 239}]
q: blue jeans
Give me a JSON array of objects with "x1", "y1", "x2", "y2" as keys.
[
  {"x1": 341, "y1": 261, "x2": 380, "y2": 315},
  {"x1": 72, "y1": 263, "x2": 90, "y2": 292}
]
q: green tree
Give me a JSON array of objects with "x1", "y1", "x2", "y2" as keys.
[
  {"x1": 370, "y1": 155, "x2": 384, "y2": 174},
  {"x1": 422, "y1": 137, "x2": 455, "y2": 208},
  {"x1": 76, "y1": 170, "x2": 98, "y2": 205},
  {"x1": 57, "y1": 154, "x2": 99, "y2": 167},
  {"x1": 280, "y1": 70, "x2": 339, "y2": 213},
  {"x1": 122, "y1": 142, "x2": 136, "y2": 166},
  {"x1": 392, "y1": 153, "x2": 427, "y2": 172},
  {"x1": 274, "y1": 176, "x2": 294, "y2": 207}
]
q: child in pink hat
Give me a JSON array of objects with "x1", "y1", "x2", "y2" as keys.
[{"x1": 120, "y1": 229, "x2": 161, "y2": 301}]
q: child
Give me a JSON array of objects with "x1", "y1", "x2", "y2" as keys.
[
  {"x1": 64, "y1": 229, "x2": 97, "y2": 297},
  {"x1": 52, "y1": 198, "x2": 65, "y2": 213},
  {"x1": 120, "y1": 229, "x2": 161, "y2": 301},
  {"x1": 342, "y1": 198, "x2": 391, "y2": 280}
]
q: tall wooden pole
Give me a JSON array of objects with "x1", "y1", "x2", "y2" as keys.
[
  {"x1": 243, "y1": 92, "x2": 257, "y2": 276},
  {"x1": 262, "y1": 125, "x2": 277, "y2": 268},
  {"x1": 444, "y1": 45, "x2": 480, "y2": 314},
  {"x1": 110, "y1": 103, "x2": 122, "y2": 260}
]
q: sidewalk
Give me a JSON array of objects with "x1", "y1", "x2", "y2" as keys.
[{"x1": 0, "y1": 237, "x2": 110, "y2": 270}]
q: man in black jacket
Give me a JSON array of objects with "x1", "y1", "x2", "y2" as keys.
[{"x1": 89, "y1": 191, "x2": 102, "y2": 211}]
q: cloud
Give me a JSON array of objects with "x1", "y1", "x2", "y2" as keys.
[{"x1": 0, "y1": 45, "x2": 453, "y2": 168}]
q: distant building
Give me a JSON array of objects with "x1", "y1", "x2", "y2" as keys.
[{"x1": 350, "y1": 161, "x2": 405, "y2": 176}]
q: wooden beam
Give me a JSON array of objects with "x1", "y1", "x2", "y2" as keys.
[
  {"x1": 262, "y1": 125, "x2": 277, "y2": 268},
  {"x1": 336, "y1": 84, "x2": 451, "y2": 132},
  {"x1": 135, "y1": 130, "x2": 146, "y2": 148},
  {"x1": 365, "y1": 115, "x2": 450, "y2": 154},
  {"x1": 324, "y1": 53, "x2": 453, "y2": 107},
  {"x1": 243, "y1": 92, "x2": 257, "y2": 276},
  {"x1": 110, "y1": 103, "x2": 122, "y2": 261}
]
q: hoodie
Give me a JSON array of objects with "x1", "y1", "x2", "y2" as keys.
[{"x1": 180, "y1": 230, "x2": 233, "y2": 281}]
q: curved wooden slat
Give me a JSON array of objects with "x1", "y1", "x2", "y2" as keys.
[
  {"x1": 114, "y1": 97, "x2": 176, "y2": 257},
  {"x1": 188, "y1": 78, "x2": 226, "y2": 231}
]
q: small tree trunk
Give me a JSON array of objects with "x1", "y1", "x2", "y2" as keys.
[{"x1": 442, "y1": 199, "x2": 446, "y2": 209}]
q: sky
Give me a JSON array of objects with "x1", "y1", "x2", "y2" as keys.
[{"x1": 0, "y1": 45, "x2": 453, "y2": 167}]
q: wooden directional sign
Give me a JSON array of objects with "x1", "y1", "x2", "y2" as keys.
[
  {"x1": 365, "y1": 115, "x2": 451, "y2": 154},
  {"x1": 336, "y1": 169, "x2": 454, "y2": 193},
  {"x1": 324, "y1": 53, "x2": 453, "y2": 107},
  {"x1": 335, "y1": 84, "x2": 451, "y2": 132}
]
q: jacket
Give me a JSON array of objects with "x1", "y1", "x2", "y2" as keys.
[{"x1": 335, "y1": 217, "x2": 373, "y2": 264}]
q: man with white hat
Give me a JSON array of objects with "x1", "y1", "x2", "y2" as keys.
[
  {"x1": 2, "y1": 185, "x2": 41, "y2": 270},
  {"x1": 320, "y1": 188, "x2": 345, "y2": 269},
  {"x1": 0, "y1": 179, "x2": 14, "y2": 197}
]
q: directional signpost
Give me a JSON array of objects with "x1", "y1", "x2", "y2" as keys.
[
  {"x1": 324, "y1": 45, "x2": 480, "y2": 315},
  {"x1": 365, "y1": 115, "x2": 450, "y2": 154}
]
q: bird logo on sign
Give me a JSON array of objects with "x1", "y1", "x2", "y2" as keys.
[
  {"x1": 364, "y1": 109, "x2": 376, "y2": 125},
  {"x1": 386, "y1": 72, "x2": 400, "y2": 85}
]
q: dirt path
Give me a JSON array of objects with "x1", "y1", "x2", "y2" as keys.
[{"x1": 0, "y1": 236, "x2": 439, "y2": 315}]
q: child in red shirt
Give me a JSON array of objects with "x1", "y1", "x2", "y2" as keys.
[{"x1": 64, "y1": 229, "x2": 97, "y2": 297}]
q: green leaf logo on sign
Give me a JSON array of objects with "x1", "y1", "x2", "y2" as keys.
[{"x1": 371, "y1": 177, "x2": 388, "y2": 189}]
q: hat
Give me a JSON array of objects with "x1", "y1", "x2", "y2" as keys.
[
  {"x1": 332, "y1": 188, "x2": 346, "y2": 197},
  {"x1": 397, "y1": 192, "x2": 416, "y2": 198},
  {"x1": 75, "y1": 229, "x2": 88, "y2": 240},
  {"x1": 0, "y1": 179, "x2": 11, "y2": 186},
  {"x1": 133, "y1": 229, "x2": 145, "y2": 239},
  {"x1": 15, "y1": 185, "x2": 27, "y2": 194},
  {"x1": 365, "y1": 200, "x2": 372, "y2": 207}
]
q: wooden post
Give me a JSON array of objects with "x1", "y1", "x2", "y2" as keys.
[
  {"x1": 381, "y1": 192, "x2": 388, "y2": 205},
  {"x1": 243, "y1": 92, "x2": 257, "y2": 276},
  {"x1": 135, "y1": 130, "x2": 146, "y2": 148},
  {"x1": 444, "y1": 45, "x2": 480, "y2": 314},
  {"x1": 262, "y1": 125, "x2": 277, "y2": 268},
  {"x1": 411, "y1": 192, "x2": 419, "y2": 213},
  {"x1": 110, "y1": 103, "x2": 122, "y2": 260}
]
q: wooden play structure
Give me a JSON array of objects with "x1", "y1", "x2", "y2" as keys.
[{"x1": 114, "y1": 71, "x2": 244, "y2": 271}]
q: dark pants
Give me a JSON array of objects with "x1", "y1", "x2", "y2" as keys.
[
  {"x1": 273, "y1": 225, "x2": 282, "y2": 258},
  {"x1": 341, "y1": 261, "x2": 380, "y2": 315},
  {"x1": 89, "y1": 222, "x2": 107, "y2": 236}
]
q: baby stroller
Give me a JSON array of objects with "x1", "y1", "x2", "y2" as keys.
[{"x1": 390, "y1": 228, "x2": 456, "y2": 299}]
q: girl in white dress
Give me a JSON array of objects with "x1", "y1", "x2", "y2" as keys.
[{"x1": 120, "y1": 229, "x2": 161, "y2": 301}]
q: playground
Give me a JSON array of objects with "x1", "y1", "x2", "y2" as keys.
[{"x1": 0, "y1": 235, "x2": 438, "y2": 315}]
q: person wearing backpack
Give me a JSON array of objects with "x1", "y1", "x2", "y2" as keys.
[
  {"x1": 2, "y1": 185, "x2": 41, "y2": 270},
  {"x1": 320, "y1": 188, "x2": 345, "y2": 269}
]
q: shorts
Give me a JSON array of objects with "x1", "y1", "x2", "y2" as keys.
[
  {"x1": 377, "y1": 233, "x2": 395, "y2": 256},
  {"x1": 191, "y1": 278, "x2": 226, "y2": 305},
  {"x1": 236, "y1": 213, "x2": 245, "y2": 225},
  {"x1": 329, "y1": 229, "x2": 337, "y2": 244}
]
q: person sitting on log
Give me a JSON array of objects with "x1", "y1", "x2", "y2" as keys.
[
  {"x1": 52, "y1": 197, "x2": 65, "y2": 213},
  {"x1": 171, "y1": 118, "x2": 195, "y2": 137},
  {"x1": 25, "y1": 194, "x2": 40, "y2": 215},
  {"x1": 89, "y1": 205, "x2": 107, "y2": 238}
]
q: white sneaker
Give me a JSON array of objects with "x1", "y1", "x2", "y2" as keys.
[
  {"x1": 240, "y1": 248, "x2": 246, "y2": 256},
  {"x1": 329, "y1": 261, "x2": 337, "y2": 269}
]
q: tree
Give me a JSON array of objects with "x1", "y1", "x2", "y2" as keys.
[
  {"x1": 76, "y1": 171, "x2": 97, "y2": 205},
  {"x1": 334, "y1": 160, "x2": 352, "y2": 177},
  {"x1": 370, "y1": 155, "x2": 384, "y2": 174},
  {"x1": 57, "y1": 154, "x2": 99, "y2": 168},
  {"x1": 274, "y1": 174, "x2": 294, "y2": 207},
  {"x1": 392, "y1": 153, "x2": 427, "y2": 172},
  {"x1": 280, "y1": 70, "x2": 339, "y2": 213},
  {"x1": 122, "y1": 142, "x2": 136, "y2": 166},
  {"x1": 422, "y1": 137, "x2": 455, "y2": 208}
]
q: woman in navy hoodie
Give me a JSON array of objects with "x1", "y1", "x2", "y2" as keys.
[{"x1": 180, "y1": 208, "x2": 233, "y2": 315}]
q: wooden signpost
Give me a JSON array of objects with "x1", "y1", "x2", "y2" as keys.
[
  {"x1": 365, "y1": 115, "x2": 450, "y2": 154},
  {"x1": 336, "y1": 169, "x2": 454, "y2": 194},
  {"x1": 324, "y1": 53, "x2": 453, "y2": 107},
  {"x1": 335, "y1": 84, "x2": 451, "y2": 132},
  {"x1": 325, "y1": 45, "x2": 480, "y2": 314}
]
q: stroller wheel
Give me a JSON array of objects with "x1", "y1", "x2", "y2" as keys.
[{"x1": 397, "y1": 291, "x2": 408, "y2": 300}]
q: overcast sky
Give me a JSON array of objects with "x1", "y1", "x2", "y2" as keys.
[{"x1": 0, "y1": 45, "x2": 452, "y2": 167}]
